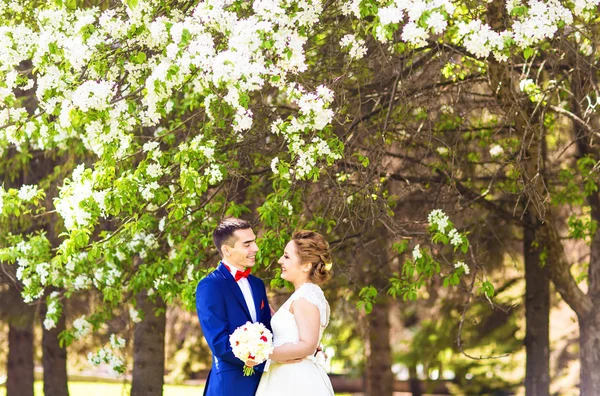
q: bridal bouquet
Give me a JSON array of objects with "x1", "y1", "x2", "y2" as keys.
[{"x1": 229, "y1": 321, "x2": 274, "y2": 376}]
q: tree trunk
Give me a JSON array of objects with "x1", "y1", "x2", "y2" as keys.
[
  {"x1": 7, "y1": 322, "x2": 34, "y2": 396},
  {"x1": 363, "y1": 234, "x2": 394, "y2": 396},
  {"x1": 43, "y1": 304, "x2": 69, "y2": 396},
  {"x1": 366, "y1": 297, "x2": 394, "y2": 396},
  {"x1": 131, "y1": 290, "x2": 166, "y2": 396},
  {"x1": 408, "y1": 365, "x2": 422, "y2": 396},
  {"x1": 523, "y1": 217, "x2": 550, "y2": 396},
  {"x1": 579, "y1": 311, "x2": 600, "y2": 395}
]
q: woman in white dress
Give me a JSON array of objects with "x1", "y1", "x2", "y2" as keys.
[{"x1": 255, "y1": 230, "x2": 335, "y2": 396}]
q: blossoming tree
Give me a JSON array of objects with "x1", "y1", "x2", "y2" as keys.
[{"x1": 1, "y1": 0, "x2": 600, "y2": 394}]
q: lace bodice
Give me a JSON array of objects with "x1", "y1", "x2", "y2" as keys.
[{"x1": 271, "y1": 283, "x2": 330, "y2": 348}]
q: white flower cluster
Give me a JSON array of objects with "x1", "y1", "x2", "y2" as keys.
[
  {"x1": 110, "y1": 334, "x2": 126, "y2": 349},
  {"x1": 489, "y1": 144, "x2": 504, "y2": 157},
  {"x1": 88, "y1": 334, "x2": 126, "y2": 375},
  {"x1": 71, "y1": 80, "x2": 114, "y2": 113},
  {"x1": 340, "y1": 34, "x2": 367, "y2": 60},
  {"x1": 282, "y1": 199, "x2": 293, "y2": 216},
  {"x1": 54, "y1": 164, "x2": 107, "y2": 231},
  {"x1": 412, "y1": 244, "x2": 422, "y2": 260},
  {"x1": 17, "y1": 185, "x2": 40, "y2": 202},
  {"x1": 519, "y1": 78, "x2": 543, "y2": 103},
  {"x1": 270, "y1": 157, "x2": 280, "y2": 174},
  {"x1": 512, "y1": 1, "x2": 572, "y2": 48},
  {"x1": 73, "y1": 316, "x2": 92, "y2": 339},
  {"x1": 0, "y1": 0, "x2": 332, "y2": 171},
  {"x1": 342, "y1": 0, "x2": 591, "y2": 61},
  {"x1": 447, "y1": 228, "x2": 463, "y2": 247},
  {"x1": 204, "y1": 164, "x2": 223, "y2": 185},
  {"x1": 340, "y1": 0, "x2": 362, "y2": 18},
  {"x1": 270, "y1": 85, "x2": 340, "y2": 179},
  {"x1": 153, "y1": 273, "x2": 168, "y2": 290},
  {"x1": 428, "y1": 209, "x2": 450, "y2": 233},
  {"x1": 93, "y1": 264, "x2": 122, "y2": 288},
  {"x1": 454, "y1": 261, "x2": 470, "y2": 275},
  {"x1": 373, "y1": 0, "x2": 455, "y2": 47},
  {"x1": 43, "y1": 291, "x2": 61, "y2": 331},
  {"x1": 454, "y1": 20, "x2": 511, "y2": 60},
  {"x1": 9, "y1": 238, "x2": 55, "y2": 303},
  {"x1": 230, "y1": 321, "x2": 274, "y2": 376},
  {"x1": 129, "y1": 306, "x2": 142, "y2": 323},
  {"x1": 125, "y1": 231, "x2": 159, "y2": 259}
]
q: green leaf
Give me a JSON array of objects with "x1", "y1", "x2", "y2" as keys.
[
  {"x1": 127, "y1": 0, "x2": 138, "y2": 8},
  {"x1": 510, "y1": 5, "x2": 528, "y2": 16},
  {"x1": 523, "y1": 48, "x2": 534, "y2": 60},
  {"x1": 392, "y1": 240, "x2": 408, "y2": 254}
]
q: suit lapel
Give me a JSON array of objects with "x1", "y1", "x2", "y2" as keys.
[
  {"x1": 216, "y1": 264, "x2": 252, "y2": 321},
  {"x1": 249, "y1": 276, "x2": 262, "y2": 322}
]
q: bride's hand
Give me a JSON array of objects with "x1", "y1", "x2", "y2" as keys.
[
  {"x1": 275, "y1": 357, "x2": 302, "y2": 364},
  {"x1": 314, "y1": 345, "x2": 328, "y2": 360}
]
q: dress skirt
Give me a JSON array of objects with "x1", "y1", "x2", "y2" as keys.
[{"x1": 255, "y1": 357, "x2": 334, "y2": 396}]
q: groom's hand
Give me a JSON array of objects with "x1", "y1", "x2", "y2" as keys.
[{"x1": 245, "y1": 359, "x2": 259, "y2": 367}]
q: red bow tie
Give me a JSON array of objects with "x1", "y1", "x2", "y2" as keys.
[{"x1": 223, "y1": 264, "x2": 251, "y2": 281}]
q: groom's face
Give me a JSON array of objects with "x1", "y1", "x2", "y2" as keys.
[{"x1": 223, "y1": 228, "x2": 259, "y2": 270}]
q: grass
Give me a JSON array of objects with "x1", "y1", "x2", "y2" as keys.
[
  {"x1": 0, "y1": 382, "x2": 353, "y2": 395},
  {"x1": 0, "y1": 382, "x2": 204, "y2": 396}
]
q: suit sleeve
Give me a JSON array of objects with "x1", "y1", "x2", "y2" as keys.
[
  {"x1": 261, "y1": 282, "x2": 272, "y2": 332},
  {"x1": 196, "y1": 280, "x2": 243, "y2": 367}
]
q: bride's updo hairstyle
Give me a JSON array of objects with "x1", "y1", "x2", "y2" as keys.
[{"x1": 292, "y1": 230, "x2": 332, "y2": 285}]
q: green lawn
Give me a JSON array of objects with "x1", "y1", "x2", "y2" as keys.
[
  {"x1": 0, "y1": 382, "x2": 351, "y2": 395},
  {"x1": 0, "y1": 382, "x2": 204, "y2": 396}
]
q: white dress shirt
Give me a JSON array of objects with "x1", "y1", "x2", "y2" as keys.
[{"x1": 223, "y1": 261, "x2": 257, "y2": 323}]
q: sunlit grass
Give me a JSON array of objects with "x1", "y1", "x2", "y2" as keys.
[
  {"x1": 0, "y1": 382, "x2": 353, "y2": 395},
  {"x1": 0, "y1": 382, "x2": 203, "y2": 396}
]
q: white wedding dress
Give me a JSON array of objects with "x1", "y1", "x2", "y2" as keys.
[{"x1": 256, "y1": 283, "x2": 334, "y2": 396}]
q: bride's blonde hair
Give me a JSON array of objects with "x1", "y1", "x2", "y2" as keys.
[{"x1": 291, "y1": 230, "x2": 332, "y2": 285}]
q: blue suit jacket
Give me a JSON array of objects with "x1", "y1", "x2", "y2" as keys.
[{"x1": 196, "y1": 263, "x2": 272, "y2": 396}]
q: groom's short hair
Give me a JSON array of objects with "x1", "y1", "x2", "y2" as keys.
[{"x1": 213, "y1": 217, "x2": 252, "y2": 257}]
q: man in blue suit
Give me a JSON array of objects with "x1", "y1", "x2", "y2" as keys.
[{"x1": 196, "y1": 217, "x2": 272, "y2": 396}]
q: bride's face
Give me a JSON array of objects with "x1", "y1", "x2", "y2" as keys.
[{"x1": 278, "y1": 240, "x2": 310, "y2": 284}]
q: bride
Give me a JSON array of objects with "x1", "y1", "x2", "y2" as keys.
[{"x1": 255, "y1": 230, "x2": 335, "y2": 396}]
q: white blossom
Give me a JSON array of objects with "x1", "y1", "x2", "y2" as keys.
[
  {"x1": 110, "y1": 334, "x2": 126, "y2": 349},
  {"x1": 489, "y1": 144, "x2": 504, "y2": 157},
  {"x1": 129, "y1": 306, "x2": 142, "y2": 323},
  {"x1": 282, "y1": 199, "x2": 293, "y2": 216},
  {"x1": 426, "y1": 11, "x2": 447, "y2": 34},
  {"x1": 413, "y1": 244, "x2": 422, "y2": 260},
  {"x1": 378, "y1": 7, "x2": 403, "y2": 25},
  {"x1": 454, "y1": 261, "x2": 470, "y2": 275},
  {"x1": 401, "y1": 22, "x2": 428, "y2": 47},
  {"x1": 204, "y1": 164, "x2": 223, "y2": 185},
  {"x1": 448, "y1": 228, "x2": 463, "y2": 246},
  {"x1": 17, "y1": 185, "x2": 38, "y2": 201},
  {"x1": 428, "y1": 209, "x2": 450, "y2": 233},
  {"x1": 71, "y1": 80, "x2": 114, "y2": 112},
  {"x1": 73, "y1": 316, "x2": 92, "y2": 339},
  {"x1": 340, "y1": 34, "x2": 367, "y2": 60},
  {"x1": 271, "y1": 157, "x2": 280, "y2": 174}
]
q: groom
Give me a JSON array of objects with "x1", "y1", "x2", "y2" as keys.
[{"x1": 196, "y1": 217, "x2": 272, "y2": 396}]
